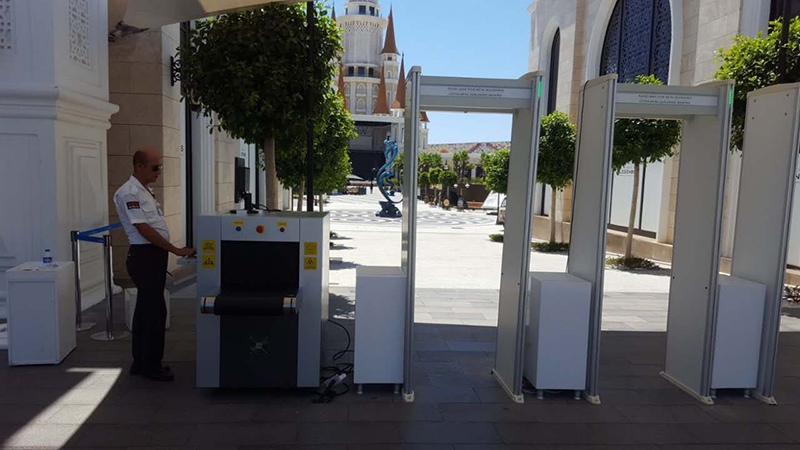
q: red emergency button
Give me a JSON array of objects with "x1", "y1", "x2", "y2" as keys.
[{"x1": 256, "y1": 225, "x2": 265, "y2": 234}]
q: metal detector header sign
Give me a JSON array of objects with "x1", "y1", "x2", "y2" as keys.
[{"x1": 419, "y1": 76, "x2": 535, "y2": 112}]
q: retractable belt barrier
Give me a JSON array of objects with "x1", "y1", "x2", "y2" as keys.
[{"x1": 70, "y1": 223, "x2": 130, "y2": 341}]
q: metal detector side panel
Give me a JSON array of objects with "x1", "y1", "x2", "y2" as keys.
[
  {"x1": 494, "y1": 73, "x2": 543, "y2": 400},
  {"x1": 567, "y1": 75, "x2": 617, "y2": 399},
  {"x1": 664, "y1": 81, "x2": 734, "y2": 399},
  {"x1": 731, "y1": 84, "x2": 800, "y2": 401},
  {"x1": 401, "y1": 67, "x2": 422, "y2": 399}
]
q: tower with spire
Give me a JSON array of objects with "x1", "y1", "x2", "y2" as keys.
[{"x1": 332, "y1": 0, "x2": 429, "y2": 179}]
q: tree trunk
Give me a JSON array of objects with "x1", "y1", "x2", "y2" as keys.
[
  {"x1": 318, "y1": 194, "x2": 324, "y2": 212},
  {"x1": 263, "y1": 137, "x2": 280, "y2": 210},
  {"x1": 625, "y1": 163, "x2": 641, "y2": 259},
  {"x1": 549, "y1": 187, "x2": 558, "y2": 243},
  {"x1": 445, "y1": 187, "x2": 450, "y2": 208},
  {"x1": 296, "y1": 181, "x2": 305, "y2": 212}
]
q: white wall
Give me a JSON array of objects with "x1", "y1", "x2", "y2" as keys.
[{"x1": 0, "y1": 0, "x2": 117, "y2": 311}]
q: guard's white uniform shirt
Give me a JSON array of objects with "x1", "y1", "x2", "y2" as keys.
[{"x1": 113, "y1": 176, "x2": 170, "y2": 245}]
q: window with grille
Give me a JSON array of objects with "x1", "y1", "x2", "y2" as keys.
[
  {"x1": 599, "y1": 0, "x2": 672, "y2": 84},
  {"x1": 547, "y1": 29, "x2": 560, "y2": 114}
]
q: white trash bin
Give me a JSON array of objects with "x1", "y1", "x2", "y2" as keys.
[{"x1": 124, "y1": 288, "x2": 170, "y2": 331}]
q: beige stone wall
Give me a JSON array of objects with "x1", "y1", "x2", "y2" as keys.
[
  {"x1": 107, "y1": 25, "x2": 184, "y2": 283},
  {"x1": 693, "y1": 0, "x2": 742, "y2": 85}
]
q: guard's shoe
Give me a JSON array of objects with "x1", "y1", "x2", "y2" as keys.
[
  {"x1": 130, "y1": 364, "x2": 171, "y2": 376},
  {"x1": 143, "y1": 369, "x2": 174, "y2": 382}
]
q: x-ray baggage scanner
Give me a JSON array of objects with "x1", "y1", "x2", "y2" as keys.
[
  {"x1": 195, "y1": 212, "x2": 329, "y2": 388},
  {"x1": 397, "y1": 68, "x2": 545, "y2": 403},
  {"x1": 571, "y1": 75, "x2": 741, "y2": 404}
]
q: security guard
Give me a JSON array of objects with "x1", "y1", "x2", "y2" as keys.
[{"x1": 114, "y1": 148, "x2": 196, "y2": 381}]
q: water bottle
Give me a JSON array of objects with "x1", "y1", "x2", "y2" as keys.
[{"x1": 42, "y1": 249, "x2": 53, "y2": 266}]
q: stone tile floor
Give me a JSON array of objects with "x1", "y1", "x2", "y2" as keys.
[{"x1": 4, "y1": 281, "x2": 800, "y2": 449}]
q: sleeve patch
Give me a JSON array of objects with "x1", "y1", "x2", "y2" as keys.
[{"x1": 126, "y1": 201, "x2": 140, "y2": 210}]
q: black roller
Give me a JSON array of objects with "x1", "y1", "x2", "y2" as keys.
[{"x1": 213, "y1": 289, "x2": 297, "y2": 317}]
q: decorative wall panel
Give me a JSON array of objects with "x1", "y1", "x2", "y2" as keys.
[
  {"x1": 68, "y1": 0, "x2": 91, "y2": 68},
  {"x1": 0, "y1": 0, "x2": 13, "y2": 51}
]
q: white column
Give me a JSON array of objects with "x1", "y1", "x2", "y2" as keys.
[
  {"x1": 0, "y1": 0, "x2": 118, "y2": 311},
  {"x1": 191, "y1": 111, "x2": 215, "y2": 247}
]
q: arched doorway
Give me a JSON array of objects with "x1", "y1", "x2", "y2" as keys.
[
  {"x1": 599, "y1": 0, "x2": 672, "y2": 84},
  {"x1": 600, "y1": 0, "x2": 673, "y2": 236}
]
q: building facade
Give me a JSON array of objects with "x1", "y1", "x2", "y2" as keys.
[
  {"x1": 334, "y1": 0, "x2": 429, "y2": 180},
  {"x1": 528, "y1": 0, "x2": 800, "y2": 264}
]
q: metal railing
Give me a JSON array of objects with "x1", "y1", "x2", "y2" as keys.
[{"x1": 70, "y1": 223, "x2": 130, "y2": 341}]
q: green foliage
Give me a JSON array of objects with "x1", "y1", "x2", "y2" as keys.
[
  {"x1": 538, "y1": 111, "x2": 576, "y2": 191},
  {"x1": 489, "y1": 233, "x2": 504, "y2": 243},
  {"x1": 177, "y1": 4, "x2": 343, "y2": 145},
  {"x1": 428, "y1": 167, "x2": 443, "y2": 185},
  {"x1": 419, "y1": 153, "x2": 444, "y2": 173},
  {"x1": 418, "y1": 171, "x2": 430, "y2": 189},
  {"x1": 531, "y1": 242, "x2": 570, "y2": 253},
  {"x1": 613, "y1": 75, "x2": 682, "y2": 171},
  {"x1": 275, "y1": 90, "x2": 356, "y2": 192},
  {"x1": 393, "y1": 151, "x2": 404, "y2": 173},
  {"x1": 451, "y1": 150, "x2": 474, "y2": 184},
  {"x1": 606, "y1": 256, "x2": 661, "y2": 271},
  {"x1": 481, "y1": 148, "x2": 511, "y2": 194},
  {"x1": 440, "y1": 170, "x2": 457, "y2": 188},
  {"x1": 715, "y1": 17, "x2": 800, "y2": 150}
]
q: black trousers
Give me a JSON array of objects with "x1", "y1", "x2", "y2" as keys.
[{"x1": 126, "y1": 244, "x2": 168, "y2": 374}]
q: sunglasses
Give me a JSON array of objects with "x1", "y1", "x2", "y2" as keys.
[{"x1": 151, "y1": 164, "x2": 163, "y2": 172}]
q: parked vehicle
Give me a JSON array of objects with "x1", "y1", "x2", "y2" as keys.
[{"x1": 497, "y1": 198, "x2": 507, "y2": 226}]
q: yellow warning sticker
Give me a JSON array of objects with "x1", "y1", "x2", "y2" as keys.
[
  {"x1": 304, "y1": 242, "x2": 318, "y2": 256},
  {"x1": 277, "y1": 221, "x2": 288, "y2": 227},
  {"x1": 201, "y1": 240, "x2": 216, "y2": 254},
  {"x1": 233, "y1": 220, "x2": 244, "y2": 226},
  {"x1": 201, "y1": 254, "x2": 216, "y2": 269},
  {"x1": 303, "y1": 257, "x2": 318, "y2": 271}
]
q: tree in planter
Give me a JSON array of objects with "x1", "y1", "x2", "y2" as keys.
[
  {"x1": 429, "y1": 167, "x2": 443, "y2": 205},
  {"x1": 177, "y1": 4, "x2": 342, "y2": 209},
  {"x1": 715, "y1": 17, "x2": 800, "y2": 151},
  {"x1": 275, "y1": 90, "x2": 356, "y2": 212},
  {"x1": 613, "y1": 75, "x2": 681, "y2": 262},
  {"x1": 419, "y1": 152, "x2": 444, "y2": 202},
  {"x1": 419, "y1": 171, "x2": 431, "y2": 201},
  {"x1": 451, "y1": 150, "x2": 474, "y2": 203},
  {"x1": 439, "y1": 169, "x2": 458, "y2": 209},
  {"x1": 481, "y1": 148, "x2": 510, "y2": 195},
  {"x1": 537, "y1": 111, "x2": 576, "y2": 245}
]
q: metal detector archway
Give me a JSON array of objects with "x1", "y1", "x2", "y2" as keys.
[
  {"x1": 401, "y1": 68, "x2": 545, "y2": 402},
  {"x1": 571, "y1": 74, "x2": 735, "y2": 404}
]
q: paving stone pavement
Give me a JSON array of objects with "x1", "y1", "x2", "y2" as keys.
[
  {"x1": 3, "y1": 290, "x2": 800, "y2": 449},
  {"x1": 325, "y1": 192, "x2": 800, "y2": 332}
]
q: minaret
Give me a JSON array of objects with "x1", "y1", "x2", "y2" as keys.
[
  {"x1": 381, "y1": 6, "x2": 401, "y2": 113},
  {"x1": 374, "y1": 70, "x2": 391, "y2": 116}
]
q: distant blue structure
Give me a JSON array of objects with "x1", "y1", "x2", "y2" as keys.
[{"x1": 376, "y1": 139, "x2": 402, "y2": 218}]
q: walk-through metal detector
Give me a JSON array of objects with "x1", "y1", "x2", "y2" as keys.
[
  {"x1": 729, "y1": 83, "x2": 800, "y2": 404},
  {"x1": 571, "y1": 74, "x2": 735, "y2": 404},
  {"x1": 401, "y1": 68, "x2": 544, "y2": 402}
]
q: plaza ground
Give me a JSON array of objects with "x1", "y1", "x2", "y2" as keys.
[{"x1": 3, "y1": 191, "x2": 800, "y2": 448}]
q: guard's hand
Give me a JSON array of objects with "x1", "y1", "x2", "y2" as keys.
[{"x1": 175, "y1": 247, "x2": 196, "y2": 258}]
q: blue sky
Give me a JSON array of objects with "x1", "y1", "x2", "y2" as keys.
[{"x1": 333, "y1": 0, "x2": 533, "y2": 144}]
